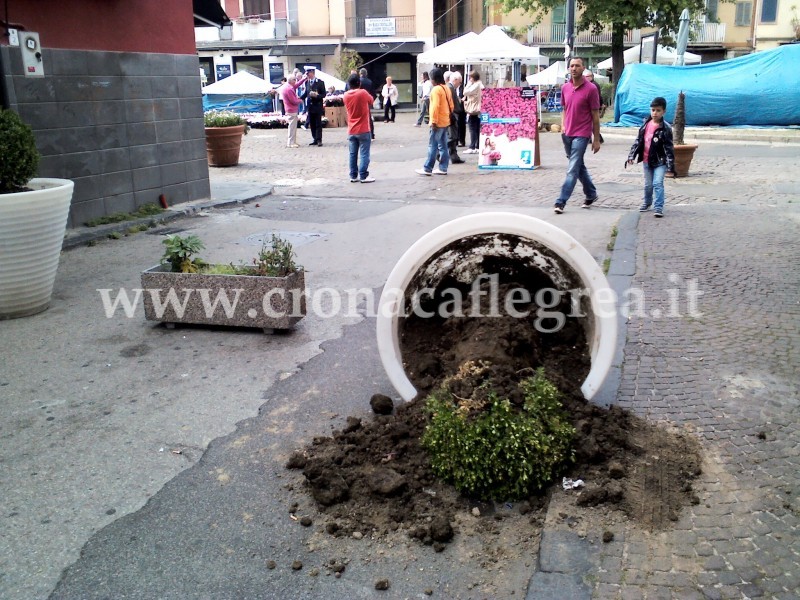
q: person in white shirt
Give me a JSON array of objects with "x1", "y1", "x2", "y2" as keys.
[
  {"x1": 381, "y1": 76, "x2": 399, "y2": 123},
  {"x1": 415, "y1": 71, "x2": 432, "y2": 127}
]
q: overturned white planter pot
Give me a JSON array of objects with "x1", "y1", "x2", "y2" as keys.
[
  {"x1": 376, "y1": 212, "x2": 617, "y2": 401},
  {"x1": 0, "y1": 178, "x2": 74, "y2": 319}
]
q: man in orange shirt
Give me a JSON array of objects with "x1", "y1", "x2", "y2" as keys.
[
  {"x1": 343, "y1": 74, "x2": 376, "y2": 183},
  {"x1": 415, "y1": 68, "x2": 453, "y2": 176}
]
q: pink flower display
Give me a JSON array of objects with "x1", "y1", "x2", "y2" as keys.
[
  {"x1": 488, "y1": 151, "x2": 502, "y2": 161},
  {"x1": 480, "y1": 88, "x2": 538, "y2": 142}
]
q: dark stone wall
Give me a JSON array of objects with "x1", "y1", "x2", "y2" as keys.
[{"x1": 1, "y1": 47, "x2": 210, "y2": 228}]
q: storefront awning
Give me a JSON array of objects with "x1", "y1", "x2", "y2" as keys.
[
  {"x1": 194, "y1": 0, "x2": 232, "y2": 28},
  {"x1": 270, "y1": 44, "x2": 339, "y2": 56},
  {"x1": 344, "y1": 41, "x2": 425, "y2": 54}
]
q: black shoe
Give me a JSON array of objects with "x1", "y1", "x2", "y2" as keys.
[
  {"x1": 309, "y1": 141, "x2": 317, "y2": 146},
  {"x1": 316, "y1": 142, "x2": 322, "y2": 147},
  {"x1": 451, "y1": 157, "x2": 465, "y2": 164},
  {"x1": 582, "y1": 196, "x2": 597, "y2": 208},
  {"x1": 372, "y1": 135, "x2": 376, "y2": 140},
  {"x1": 554, "y1": 204, "x2": 565, "y2": 214}
]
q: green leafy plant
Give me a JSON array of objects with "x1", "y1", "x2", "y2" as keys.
[
  {"x1": 422, "y1": 364, "x2": 575, "y2": 501},
  {"x1": 252, "y1": 234, "x2": 300, "y2": 277},
  {"x1": 0, "y1": 109, "x2": 41, "y2": 194},
  {"x1": 161, "y1": 234, "x2": 206, "y2": 273},
  {"x1": 85, "y1": 203, "x2": 163, "y2": 227},
  {"x1": 334, "y1": 48, "x2": 363, "y2": 81},
  {"x1": 203, "y1": 110, "x2": 247, "y2": 128}
]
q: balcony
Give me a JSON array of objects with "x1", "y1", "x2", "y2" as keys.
[
  {"x1": 528, "y1": 24, "x2": 641, "y2": 45},
  {"x1": 690, "y1": 22, "x2": 726, "y2": 43},
  {"x1": 346, "y1": 15, "x2": 416, "y2": 38}
]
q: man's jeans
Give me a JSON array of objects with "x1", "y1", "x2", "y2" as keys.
[
  {"x1": 423, "y1": 126, "x2": 449, "y2": 173},
  {"x1": 556, "y1": 135, "x2": 597, "y2": 206},
  {"x1": 348, "y1": 132, "x2": 371, "y2": 180},
  {"x1": 643, "y1": 164, "x2": 667, "y2": 212}
]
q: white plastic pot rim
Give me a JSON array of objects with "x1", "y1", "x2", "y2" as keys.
[{"x1": 376, "y1": 212, "x2": 617, "y2": 402}]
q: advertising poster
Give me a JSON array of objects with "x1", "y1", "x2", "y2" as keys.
[
  {"x1": 478, "y1": 88, "x2": 538, "y2": 170},
  {"x1": 215, "y1": 64, "x2": 232, "y2": 81}
]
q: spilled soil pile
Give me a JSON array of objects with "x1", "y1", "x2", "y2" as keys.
[{"x1": 289, "y1": 242, "x2": 702, "y2": 544}]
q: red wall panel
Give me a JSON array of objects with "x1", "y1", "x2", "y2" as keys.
[{"x1": 3, "y1": 0, "x2": 196, "y2": 54}]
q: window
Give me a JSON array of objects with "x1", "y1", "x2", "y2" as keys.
[
  {"x1": 552, "y1": 3, "x2": 566, "y2": 23},
  {"x1": 355, "y1": 0, "x2": 387, "y2": 18},
  {"x1": 705, "y1": 0, "x2": 719, "y2": 22},
  {"x1": 735, "y1": 1, "x2": 752, "y2": 25},
  {"x1": 243, "y1": 0, "x2": 270, "y2": 19},
  {"x1": 760, "y1": 0, "x2": 777, "y2": 22}
]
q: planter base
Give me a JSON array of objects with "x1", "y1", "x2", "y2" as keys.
[
  {"x1": 141, "y1": 266, "x2": 306, "y2": 331},
  {"x1": 673, "y1": 144, "x2": 698, "y2": 178}
]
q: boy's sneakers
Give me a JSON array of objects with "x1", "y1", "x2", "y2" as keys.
[
  {"x1": 415, "y1": 168, "x2": 432, "y2": 176},
  {"x1": 360, "y1": 177, "x2": 376, "y2": 183},
  {"x1": 582, "y1": 196, "x2": 597, "y2": 208},
  {"x1": 654, "y1": 210, "x2": 664, "y2": 218},
  {"x1": 553, "y1": 204, "x2": 564, "y2": 214},
  {"x1": 639, "y1": 203, "x2": 652, "y2": 212}
]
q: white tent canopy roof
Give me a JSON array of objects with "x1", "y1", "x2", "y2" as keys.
[
  {"x1": 597, "y1": 45, "x2": 701, "y2": 69},
  {"x1": 526, "y1": 61, "x2": 567, "y2": 85},
  {"x1": 202, "y1": 70, "x2": 274, "y2": 94},
  {"x1": 309, "y1": 69, "x2": 346, "y2": 91},
  {"x1": 464, "y1": 25, "x2": 546, "y2": 65},
  {"x1": 417, "y1": 32, "x2": 480, "y2": 64}
]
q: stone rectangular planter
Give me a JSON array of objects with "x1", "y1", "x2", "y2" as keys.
[{"x1": 141, "y1": 266, "x2": 306, "y2": 331}]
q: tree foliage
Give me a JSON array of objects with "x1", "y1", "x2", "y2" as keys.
[
  {"x1": 495, "y1": 0, "x2": 712, "y2": 91},
  {"x1": 334, "y1": 48, "x2": 364, "y2": 82}
]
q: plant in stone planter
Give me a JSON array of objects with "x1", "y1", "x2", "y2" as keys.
[
  {"x1": 670, "y1": 91, "x2": 698, "y2": 178},
  {"x1": 204, "y1": 110, "x2": 249, "y2": 167},
  {"x1": 0, "y1": 109, "x2": 74, "y2": 319},
  {"x1": 141, "y1": 233, "x2": 306, "y2": 332}
]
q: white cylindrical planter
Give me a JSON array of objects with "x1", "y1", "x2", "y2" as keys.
[
  {"x1": 0, "y1": 178, "x2": 74, "y2": 319},
  {"x1": 376, "y1": 212, "x2": 617, "y2": 401}
]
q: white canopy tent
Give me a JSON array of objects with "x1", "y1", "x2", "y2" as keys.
[
  {"x1": 307, "y1": 69, "x2": 346, "y2": 91},
  {"x1": 202, "y1": 70, "x2": 275, "y2": 94},
  {"x1": 464, "y1": 25, "x2": 548, "y2": 67},
  {"x1": 416, "y1": 31, "x2": 480, "y2": 65},
  {"x1": 526, "y1": 61, "x2": 567, "y2": 86},
  {"x1": 596, "y1": 45, "x2": 701, "y2": 69}
]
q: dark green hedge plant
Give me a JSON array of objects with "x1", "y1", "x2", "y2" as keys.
[
  {"x1": 0, "y1": 109, "x2": 40, "y2": 194},
  {"x1": 422, "y1": 365, "x2": 575, "y2": 501}
]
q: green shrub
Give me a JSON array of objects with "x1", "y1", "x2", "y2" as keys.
[
  {"x1": 161, "y1": 234, "x2": 206, "y2": 273},
  {"x1": 252, "y1": 234, "x2": 299, "y2": 277},
  {"x1": 0, "y1": 109, "x2": 40, "y2": 194},
  {"x1": 203, "y1": 110, "x2": 247, "y2": 128},
  {"x1": 422, "y1": 366, "x2": 574, "y2": 501}
]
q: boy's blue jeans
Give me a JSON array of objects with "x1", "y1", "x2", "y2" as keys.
[
  {"x1": 423, "y1": 126, "x2": 449, "y2": 173},
  {"x1": 555, "y1": 134, "x2": 597, "y2": 206},
  {"x1": 643, "y1": 164, "x2": 667, "y2": 212},
  {"x1": 348, "y1": 132, "x2": 371, "y2": 180}
]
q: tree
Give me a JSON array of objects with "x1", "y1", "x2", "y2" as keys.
[
  {"x1": 495, "y1": 0, "x2": 710, "y2": 96},
  {"x1": 334, "y1": 48, "x2": 364, "y2": 82}
]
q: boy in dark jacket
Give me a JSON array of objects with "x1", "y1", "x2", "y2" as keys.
[{"x1": 627, "y1": 97, "x2": 675, "y2": 217}]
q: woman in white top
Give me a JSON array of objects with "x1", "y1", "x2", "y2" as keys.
[
  {"x1": 462, "y1": 71, "x2": 485, "y2": 153},
  {"x1": 381, "y1": 76, "x2": 399, "y2": 123}
]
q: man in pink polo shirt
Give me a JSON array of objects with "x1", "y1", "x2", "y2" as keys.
[{"x1": 553, "y1": 57, "x2": 601, "y2": 214}]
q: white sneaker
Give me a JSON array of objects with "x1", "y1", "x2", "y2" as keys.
[
  {"x1": 360, "y1": 177, "x2": 376, "y2": 183},
  {"x1": 434, "y1": 169, "x2": 448, "y2": 175},
  {"x1": 415, "y1": 168, "x2": 432, "y2": 176},
  {"x1": 350, "y1": 178, "x2": 359, "y2": 183}
]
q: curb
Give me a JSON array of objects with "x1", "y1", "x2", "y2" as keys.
[{"x1": 62, "y1": 186, "x2": 274, "y2": 252}]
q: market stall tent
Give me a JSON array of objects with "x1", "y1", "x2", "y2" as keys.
[
  {"x1": 464, "y1": 25, "x2": 547, "y2": 66},
  {"x1": 416, "y1": 32, "x2": 480, "y2": 65},
  {"x1": 202, "y1": 71, "x2": 276, "y2": 112},
  {"x1": 597, "y1": 45, "x2": 701, "y2": 69},
  {"x1": 526, "y1": 61, "x2": 567, "y2": 86}
]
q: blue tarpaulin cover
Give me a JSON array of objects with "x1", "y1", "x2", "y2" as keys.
[
  {"x1": 202, "y1": 94, "x2": 274, "y2": 113},
  {"x1": 612, "y1": 44, "x2": 800, "y2": 127}
]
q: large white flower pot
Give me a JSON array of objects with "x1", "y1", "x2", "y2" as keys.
[
  {"x1": 376, "y1": 212, "x2": 617, "y2": 402},
  {"x1": 0, "y1": 178, "x2": 74, "y2": 319}
]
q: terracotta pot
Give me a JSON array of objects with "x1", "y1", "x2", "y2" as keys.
[
  {"x1": 205, "y1": 125, "x2": 246, "y2": 167},
  {"x1": 673, "y1": 144, "x2": 698, "y2": 178}
]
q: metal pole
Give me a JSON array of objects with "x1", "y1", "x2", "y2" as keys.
[{"x1": 565, "y1": 0, "x2": 575, "y2": 60}]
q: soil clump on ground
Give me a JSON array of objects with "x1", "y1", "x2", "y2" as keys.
[{"x1": 288, "y1": 256, "x2": 703, "y2": 548}]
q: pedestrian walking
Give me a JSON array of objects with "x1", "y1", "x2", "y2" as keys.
[
  {"x1": 359, "y1": 68, "x2": 376, "y2": 140},
  {"x1": 626, "y1": 96, "x2": 675, "y2": 218},
  {"x1": 343, "y1": 74, "x2": 375, "y2": 183},
  {"x1": 381, "y1": 76, "x2": 399, "y2": 123},
  {"x1": 553, "y1": 57, "x2": 601, "y2": 214},
  {"x1": 462, "y1": 71, "x2": 484, "y2": 153},
  {"x1": 447, "y1": 72, "x2": 465, "y2": 164},
  {"x1": 279, "y1": 73, "x2": 307, "y2": 148},
  {"x1": 415, "y1": 71, "x2": 431, "y2": 127},
  {"x1": 415, "y1": 68, "x2": 453, "y2": 176}
]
